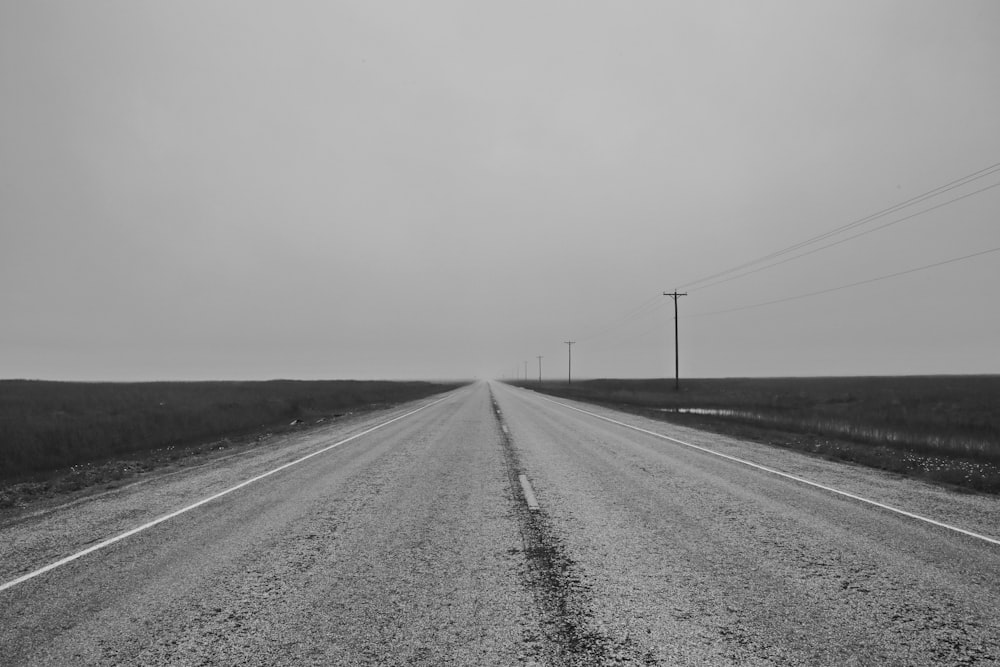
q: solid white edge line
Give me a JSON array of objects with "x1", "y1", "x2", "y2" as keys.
[
  {"x1": 0, "y1": 392, "x2": 456, "y2": 594},
  {"x1": 515, "y1": 387, "x2": 1000, "y2": 547}
]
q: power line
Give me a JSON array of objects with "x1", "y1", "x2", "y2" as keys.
[
  {"x1": 577, "y1": 293, "x2": 663, "y2": 344},
  {"x1": 596, "y1": 316, "x2": 668, "y2": 349},
  {"x1": 523, "y1": 295, "x2": 665, "y2": 375},
  {"x1": 582, "y1": 300, "x2": 670, "y2": 350},
  {"x1": 678, "y1": 161, "x2": 1000, "y2": 289},
  {"x1": 691, "y1": 179, "x2": 1000, "y2": 292},
  {"x1": 698, "y1": 246, "x2": 1000, "y2": 316}
]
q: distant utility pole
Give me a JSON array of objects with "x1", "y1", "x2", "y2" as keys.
[
  {"x1": 663, "y1": 291, "x2": 687, "y2": 391},
  {"x1": 537, "y1": 355, "x2": 543, "y2": 382},
  {"x1": 523, "y1": 360, "x2": 528, "y2": 381},
  {"x1": 564, "y1": 341, "x2": 575, "y2": 384}
]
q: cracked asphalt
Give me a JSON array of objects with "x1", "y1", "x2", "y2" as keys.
[{"x1": 2, "y1": 382, "x2": 998, "y2": 665}]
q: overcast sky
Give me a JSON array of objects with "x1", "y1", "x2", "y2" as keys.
[{"x1": 2, "y1": 1, "x2": 999, "y2": 382}]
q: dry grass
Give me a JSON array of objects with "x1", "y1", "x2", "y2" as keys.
[{"x1": 0, "y1": 379, "x2": 465, "y2": 482}]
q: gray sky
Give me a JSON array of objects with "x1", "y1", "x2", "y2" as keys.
[{"x1": 2, "y1": 1, "x2": 999, "y2": 381}]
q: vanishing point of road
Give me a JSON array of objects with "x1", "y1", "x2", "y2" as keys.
[{"x1": 2, "y1": 382, "x2": 998, "y2": 665}]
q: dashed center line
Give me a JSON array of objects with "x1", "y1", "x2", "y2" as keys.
[{"x1": 519, "y1": 474, "x2": 540, "y2": 511}]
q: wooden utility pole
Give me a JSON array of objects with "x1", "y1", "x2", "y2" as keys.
[
  {"x1": 663, "y1": 291, "x2": 687, "y2": 391},
  {"x1": 523, "y1": 360, "x2": 528, "y2": 381},
  {"x1": 564, "y1": 341, "x2": 575, "y2": 384},
  {"x1": 537, "y1": 355, "x2": 543, "y2": 382}
]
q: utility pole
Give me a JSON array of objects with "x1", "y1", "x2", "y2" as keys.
[
  {"x1": 523, "y1": 360, "x2": 528, "y2": 381},
  {"x1": 663, "y1": 291, "x2": 687, "y2": 391},
  {"x1": 564, "y1": 341, "x2": 575, "y2": 384},
  {"x1": 537, "y1": 355, "x2": 543, "y2": 382}
]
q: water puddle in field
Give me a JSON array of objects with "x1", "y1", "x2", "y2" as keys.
[{"x1": 660, "y1": 407, "x2": 750, "y2": 418}]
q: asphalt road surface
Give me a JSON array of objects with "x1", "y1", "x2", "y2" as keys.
[{"x1": 2, "y1": 382, "x2": 998, "y2": 665}]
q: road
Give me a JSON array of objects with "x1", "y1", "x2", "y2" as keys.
[{"x1": 2, "y1": 382, "x2": 998, "y2": 665}]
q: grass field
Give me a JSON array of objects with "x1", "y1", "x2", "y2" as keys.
[
  {"x1": 0, "y1": 379, "x2": 465, "y2": 484},
  {"x1": 508, "y1": 376, "x2": 1000, "y2": 493}
]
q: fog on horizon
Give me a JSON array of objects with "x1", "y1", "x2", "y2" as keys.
[{"x1": 2, "y1": 1, "x2": 999, "y2": 383}]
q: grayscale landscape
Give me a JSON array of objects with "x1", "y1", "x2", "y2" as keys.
[{"x1": 2, "y1": 2, "x2": 999, "y2": 665}]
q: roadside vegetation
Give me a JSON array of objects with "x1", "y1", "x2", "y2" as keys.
[
  {"x1": 508, "y1": 376, "x2": 1000, "y2": 494},
  {"x1": 0, "y1": 379, "x2": 464, "y2": 488}
]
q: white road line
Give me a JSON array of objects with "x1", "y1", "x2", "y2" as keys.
[
  {"x1": 0, "y1": 393, "x2": 455, "y2": 594},
  {"x1": 521, "y1": 389, "x2": 1000, "y2": 547},
  {"x1": 519, "y1": 474, "x2": 540, "y2": 511}
]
